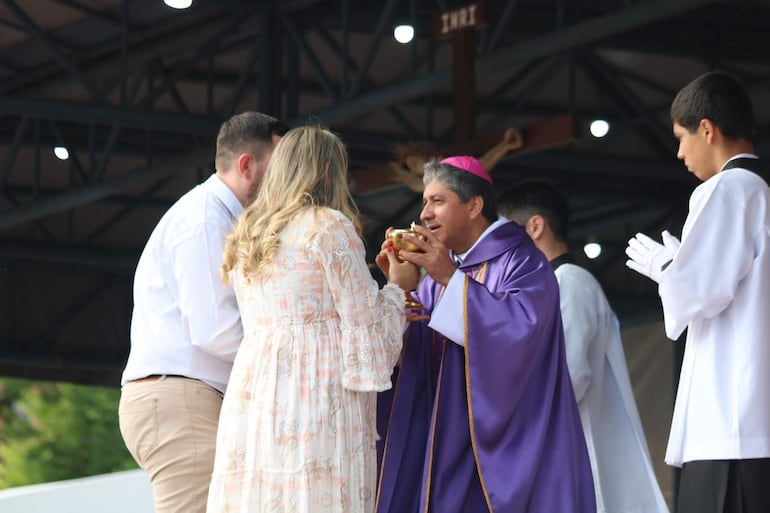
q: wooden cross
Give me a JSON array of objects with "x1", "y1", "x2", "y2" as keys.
[
  {"x1": 351, "y1": 1, "x2": 580, "y2": 195},
  {"x1": 436, "y1": 1, "x2": 487, "y2": 142},
  {"x1": 352, "y1": 114, "x2": 578, "y2": 194}
]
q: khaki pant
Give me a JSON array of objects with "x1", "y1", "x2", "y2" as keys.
[{"x1": 119, "y1": 376, "x2": 223, "y2": 513}]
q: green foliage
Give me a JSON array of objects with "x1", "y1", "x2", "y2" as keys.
[{"x1": 0, "y1": 378, "x2": 137, "y2": 488}]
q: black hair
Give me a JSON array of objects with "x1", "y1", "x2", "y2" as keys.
[
  {"x1": 215, "y1": 111, "x2": 290, "y2": 170},
  {"x1": 670, "y1": 71, "x2": 754, "y2": 139},
  {"x1": 497, "y1": 181, "x2": 569, "y2": 242}
]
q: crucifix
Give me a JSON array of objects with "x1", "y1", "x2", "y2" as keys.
[
  {"x1": 436, "y1": 0, "x2": 486, "y2": 143},
  {"x1": 350, "y1": 1, "x2": 580, "y2": 194}
]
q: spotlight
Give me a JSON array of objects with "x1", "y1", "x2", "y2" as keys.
[
  {"x1": 163, "y1": 0, "x2": 192, "y2": 9},
  {"x1": 53, "y1": 146, "x2": 70, "y2": 160},
  {"x1": 583, "y1": 242, "x2": 602, "y2": 259},
  {"x1": 589, "y1": 119, "x2": 610, "y2": 138},
  {"x1": 393, "y1": 24, "x2": 415, "y2": 44}
]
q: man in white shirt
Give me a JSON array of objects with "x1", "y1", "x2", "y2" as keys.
[
  {"x1": 118, "y1": 111, "x2": 287, "y2": 513},
  {"x1": 625, "y1": 71, "x2": 770, "y2": 513},
  {"x1": 500, "y1": 182, "x2": 669, "y2": 513}
]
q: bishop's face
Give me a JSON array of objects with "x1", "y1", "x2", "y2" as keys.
[{"x1": 420, "y1": 179, "x2": 476, "y2": 253}]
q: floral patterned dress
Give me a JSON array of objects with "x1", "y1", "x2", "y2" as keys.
[{"x1": 207, "y1": 207, "x2": 405, "y2": 513}]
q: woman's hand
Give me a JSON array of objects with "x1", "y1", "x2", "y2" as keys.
[
  {"x1": 385, "y1": 247, "x2": 420, "y2": 292},
  {"x1": 375, "y1": 227, "x2": 396, "y2": 278}
]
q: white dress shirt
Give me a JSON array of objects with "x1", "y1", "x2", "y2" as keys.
[
  {"x1": 122, "y1": 174, "x2": 244, "y2": 392},
  {"x1": 659, "y1": 155, "x2": 770, "y2": 466}
]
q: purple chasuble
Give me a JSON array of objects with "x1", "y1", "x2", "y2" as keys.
[{"x1": 375, "y1": 221, "x2": 596, "y2": 513}]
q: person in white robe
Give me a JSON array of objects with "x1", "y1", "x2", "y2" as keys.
[
  {"x1": 625, "y1": 70, "x2": 770, "y2": 513},
  {"x1": 500, "y1": 182, "x2": 670, "y2": 513}
]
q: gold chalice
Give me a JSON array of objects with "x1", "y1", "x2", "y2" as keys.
[{"x1": 388, "y1": 225, "x2": 426, "y2": 310}]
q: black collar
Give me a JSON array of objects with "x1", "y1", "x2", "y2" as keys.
[
  {"x1": 549, "y1": 253, "x2": 574, "y2": 271},
  {"x1": 721, "y1": 157, "x2": 766, "y2": 183}
]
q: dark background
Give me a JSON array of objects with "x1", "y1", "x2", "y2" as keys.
[{"x1": 1, "y1": 0, "x2": 769, "y2": 386}]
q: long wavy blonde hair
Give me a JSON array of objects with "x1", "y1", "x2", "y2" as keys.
[{"x1": 222, "y1": 125, "x2": 361, "y2": 283}]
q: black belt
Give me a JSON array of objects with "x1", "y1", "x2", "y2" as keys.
[{"x1": 130, "y1": 374, "x2": 188, "y2": 383}]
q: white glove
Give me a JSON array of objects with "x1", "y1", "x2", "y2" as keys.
[
  {"x1": 661, "y1": 230, "x2": 680, "y2": 253},
  {"x1": 625, "y1": 231, "x2": 677, "y2": 283}
]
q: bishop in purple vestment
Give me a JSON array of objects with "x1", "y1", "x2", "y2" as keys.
[{"x1": 374, "y1": 156, "x2": 595, "y2": 513}]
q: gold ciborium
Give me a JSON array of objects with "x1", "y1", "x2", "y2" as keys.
[{"x1": 388, "y1": 225, "x2": 426, "y2": 310}]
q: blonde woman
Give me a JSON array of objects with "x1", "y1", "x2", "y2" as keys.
[{"x1": 207, "y1": 125, "x2": 417, "y2": 513}]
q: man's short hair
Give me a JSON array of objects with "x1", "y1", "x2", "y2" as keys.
[
  {"x1": 423, "y1": 160, "x2": 497, "y2": 223},
  {"x1": 215, "y1": 112, "x2": 289, "y2": 171},
  {"x1": 670, "y1": 71, "x2": 754, "y2": 140},
  {"x1": 497, "y1": 181, "x2": 569, "y2": 242}
]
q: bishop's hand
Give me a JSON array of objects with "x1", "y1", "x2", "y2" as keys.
[{"x1": 397, "y1": 224, "x2": 456, "y2": 287}]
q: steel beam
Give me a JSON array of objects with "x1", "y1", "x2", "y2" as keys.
[
  {"x1": 0, "y1": 240, "x2": 138, "y2": 272},
  {"x1": 1, "y1": 0, "x2": 104, "y2": 101},
  {"x1": 0, "y1": 96, "x2": 222, "y2": 134},
  {"x1": 0, "y1": 146, "x2": 212, "y2": 231},
  {"x1": 306, "y1": 0, "x2": 723, "y2": 125},
  {"x1": 0, "y1": 0, "x2": 326, "y2": 96}
]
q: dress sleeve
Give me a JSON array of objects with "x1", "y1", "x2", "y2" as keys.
[
  {"x1": 311, "y1": 210, "x2": 406, "y2": 392},
  {"x1": 659, "y1": 176, "x2": 756, "y2": 339}
]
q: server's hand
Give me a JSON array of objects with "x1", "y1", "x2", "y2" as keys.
[{"x1": 625, "y1": 231, "x2": 676, "y2": 283}]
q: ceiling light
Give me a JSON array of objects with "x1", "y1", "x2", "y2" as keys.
[
  {"x1": 583, "y1": 242, "x2": 602, "y2": 259},
  {"x1": 393, "y1": 24, "x2": 415, "y2": 44},
  {"x1": 163, "y1": 0, "x2": 192, "y2": 9},
  {"x1": 53, "y1": 146, "x2": 69, "y2": 160},
  {"x1": 589, "y1": 119, "x2": 610, "y2": 138}
]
